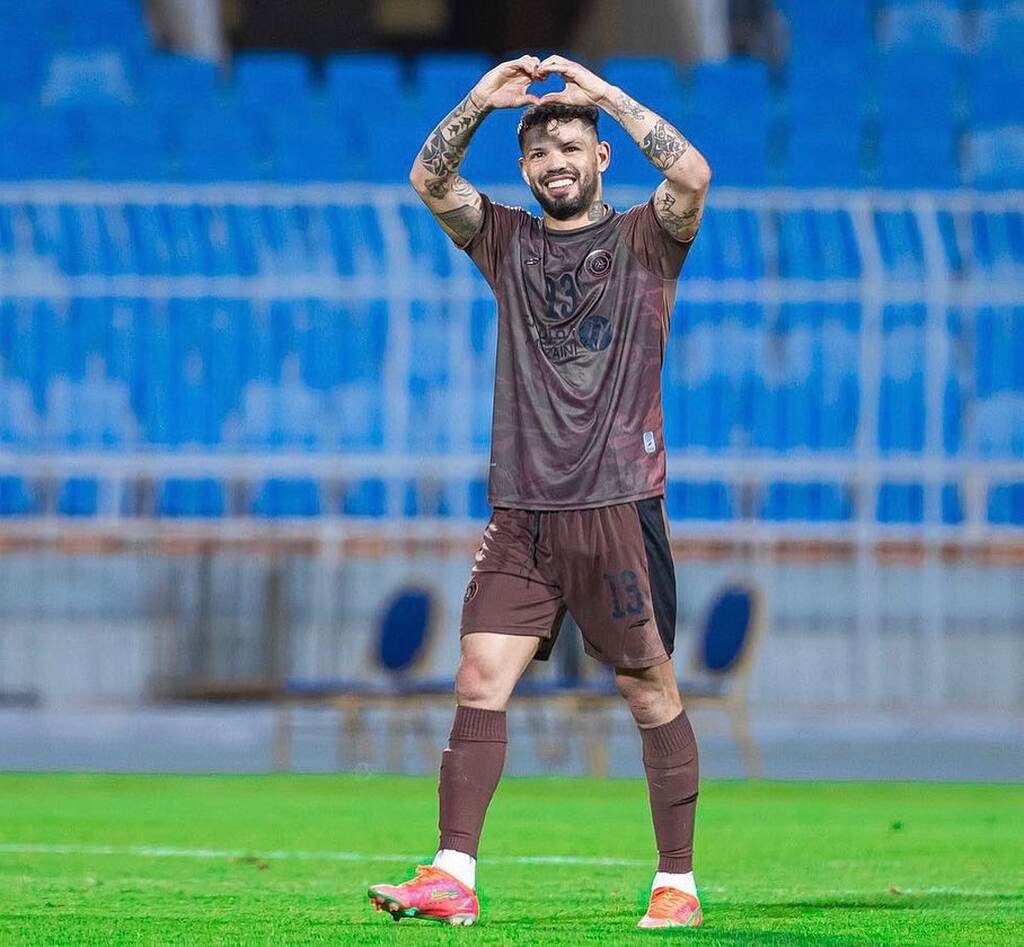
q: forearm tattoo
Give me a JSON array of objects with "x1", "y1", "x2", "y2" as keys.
[
  {"x1": 419, "y1": 92, "x2": 489, "y2": 198},
  {"x1": 640, "y1": 120, "x2": 690, "y2": 171},
  {"x1": 655, "y1": 189, "x2": 702, "y2": 241},
  {"x1": 612, "y1": 92, "x2": 647, "y2": 123}
]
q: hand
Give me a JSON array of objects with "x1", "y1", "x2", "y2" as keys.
[
  {"x1": 471, "y1": 56, "x2": 543, "y2": 110},
  {"x1": 536, "y1": 55, "x2": 613, "y2": 108}
]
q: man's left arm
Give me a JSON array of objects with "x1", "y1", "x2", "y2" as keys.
[{"x1": 537, "y1": 56, "x2": 711, "y2": 243}]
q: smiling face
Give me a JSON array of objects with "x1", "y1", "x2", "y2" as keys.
[{"x1": 519, "y1": 118, "x2": 611, "y2": 221}]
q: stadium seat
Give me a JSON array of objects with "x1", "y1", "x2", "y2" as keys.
[
  {"x1": 252, "y1": 478, "x2": 321, "y2": 517},
  {"x1": 0, "y1": 476, "x2": 36, "y2": 516},
  {"x1": 666, "y1": 481, "x2": 734, "y2": 520},
  {"x1": 265, "y1": 96, "x2": 354, "y2": 181},
  {"x1": 78, "y1": 105, "x2": 167, "y2": 180},
  {"x1": 233, "y1": 51, "x2": 312, "y2": 110},
  {"x1": 325, "y1": 52, "x2": 406, "y2": 114},
  {"x1": 988, "y1": 483, "x2": 1024, "y2": 525},
  {"x1": 0, "y1": 109, "x2": 78, "y2": 179},
  {"x1": 968, "y1": 53, "x2": 1024, "y2": 125},
  {"x1": 158, "y1": 478, "x2": 226, "y2": 518},
  {"x1": 342, "y1": 478, "x2": 388, "y2": 517},
  {"x1": 969, "y1": 217, "x2": 1024, "y2": 274},
  {"x1": 414, "y1": 52, "x2": 492, "y2": 108},
  {"x1": 169, "y1": 101, "x2": 264, "y2": 181},
  {"x1": 878, "y1": 305, "x2": 926, "y2": 453},
  {"x1": 53, "y1": 0, "x2": 150, "y2": 53},
  {"x1": 776, "y1": 211, "x2": 861, "y2": 280},
  {"x1": 874, "y1": 211, "x2": 926, "y2": 279},
  {"x1": 877, "y1": 482, "x2": 925, "y2": 524},
  {"x1": 687, "y1": 60, "x2": 770, "y2": 187},
  {"x1": 142, "y1": 54, "x2": 221, "y2": 112},
  {"x1": 57, "y1": 477, "x2": 100, "y2": 516}
]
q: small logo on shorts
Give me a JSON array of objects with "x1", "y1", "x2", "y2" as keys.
[
  {"x1": 524, "y1": 257, "x2": 540, "y2": 266},
  {"x1": 463, "y1": 580, "x2": 478, "y2": 604},
  {"x1": 643, "y1": 431, "x2": 656, "y2": 454},
  {"x1": 584, "y1": 248, "x2": 612, "y2": 277}
]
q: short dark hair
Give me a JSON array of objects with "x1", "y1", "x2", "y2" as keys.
[{"x1": 517, "y1": 103, "x2": 599, "y2": 151}]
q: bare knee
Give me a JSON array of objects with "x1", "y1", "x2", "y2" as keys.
[
  {"x1": 615, "y1": 666, "x2": 682, "y2": 728},
  {"x1": 455, "y1": 654, "x2": 509, "y2": 709}
]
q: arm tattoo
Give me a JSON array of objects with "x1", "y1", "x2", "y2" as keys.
[
  {"x1": 612, "y1": 92, "x2": 646, "y2": 123},
  {"x1": 437, "y1": 201, "x2": 483, "y2": 245},
  {"x1": 418, "y1": 92, "x2": 489, "y2": 187},
  {"x1": 655, "y1": 189, "x2": 702, "y2": 241},
  {"x1": 640, "y1": 120, "x2": 690, "y2": 171}
]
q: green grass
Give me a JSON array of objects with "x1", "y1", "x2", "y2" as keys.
[{"x1": 0, "y1": 774, "x2": 1021, "y2": 945}]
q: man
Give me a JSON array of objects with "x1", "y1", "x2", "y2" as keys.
[{"x1": 368, "y1": 53, "x2": 711, "y2": 930}]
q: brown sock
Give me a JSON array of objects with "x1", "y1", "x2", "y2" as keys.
[
  {"x1": 640, "y1": 711, "x2": 699, "y2": 873},
  {"x1": 437, "y1": 706, "x2": 507, "y2": 857}
]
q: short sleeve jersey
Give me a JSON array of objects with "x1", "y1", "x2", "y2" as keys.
[{"x1": 463, "y1": 194, "x2": 693, "y2": 510}]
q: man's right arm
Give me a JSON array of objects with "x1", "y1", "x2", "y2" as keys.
[{"x1": 409, "y1": 56, "x2": 541, "y2": 247}]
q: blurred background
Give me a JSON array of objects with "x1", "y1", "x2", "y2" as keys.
[{"x1": 0, "y1": 0, "x2": 1021, "y2": 781}]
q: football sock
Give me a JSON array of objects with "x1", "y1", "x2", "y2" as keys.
[
  {"x1": 437, "y1": 705, "x2": 507, "y2": 861},
  {"x1": 640, "y1": 711, "x2": 699, "y2": 873},
  {"x1": 652, "y1": 870, "x2": 697, "y2": 898},
  {"x1": 432, "y1": 849, "x2": 477, "y2": 889}
]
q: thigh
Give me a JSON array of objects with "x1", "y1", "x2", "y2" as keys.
[{"x1": 558, "y1": 497, "x2": 677, "y2": 669}]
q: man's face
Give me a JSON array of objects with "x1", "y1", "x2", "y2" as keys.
[{"x1": 519, "y1": 119, "x2": 610, "y2": 220}]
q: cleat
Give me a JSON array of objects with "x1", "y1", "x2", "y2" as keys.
[
  {"x1": 638, "y1": 886, "x2": 703, "y2": 929},
  {"x1": 367, "y1": 865, "x2": 479, "y2": 926}
]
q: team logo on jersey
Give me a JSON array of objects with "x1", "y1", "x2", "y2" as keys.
[
  {"x1": 583, "y1": 248, "x2": 613, "y2": 278},
  {"x1": 577, "y1": 314, "x2": 613, "y2": 352},
  {"x1": 464, "y1": 580, "x2": 478, "y2": 604}
]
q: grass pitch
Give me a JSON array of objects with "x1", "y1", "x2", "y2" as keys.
[{"x1": 0, "y1": 774, "x2": 1020, "y2": 945}]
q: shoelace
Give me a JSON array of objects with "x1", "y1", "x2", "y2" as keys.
[{"x1": 649, "y1": 887, "x2": 696, "y2": 918}]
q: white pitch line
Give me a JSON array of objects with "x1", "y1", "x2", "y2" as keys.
[
  {"x1": 0, "y1": 845, "x2": 1017, "y2": 899},
  {"x1": 0, "y1": 843, "x2": 649, "y2": 868}
]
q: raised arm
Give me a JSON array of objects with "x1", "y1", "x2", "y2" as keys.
[
  {"x1": 537, "y1": 55, "x2": 711, "y2": 243},
  {"x1": 409, "y1": 55, "x2": 542, "y2": 246}
]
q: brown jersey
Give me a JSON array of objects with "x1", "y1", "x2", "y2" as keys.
[{"x1": 463, "y1": 194, "x2": 693, "y2": 510}]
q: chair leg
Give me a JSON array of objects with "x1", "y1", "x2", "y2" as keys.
[{"x1": 728, "y1": 701, "x2": 762, "y2": 778}]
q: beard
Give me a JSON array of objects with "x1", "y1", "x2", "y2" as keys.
[{"x1": 530, "y1": 168, "x2": 599, "y2": 221}]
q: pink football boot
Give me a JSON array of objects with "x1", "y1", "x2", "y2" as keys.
[
  {"x1": 637, "y1": 886, "x2": 703, "y2": 929},
  {"x1": 368, "y1": 865, "x2": 479, "y2": 926}
]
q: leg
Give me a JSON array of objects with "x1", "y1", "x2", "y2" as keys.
[
  {"x1": 616, "y1": 660, "x2": 699, "y2": 875},
  {"x1": 438, "y1": 632, "x2": 539, "y2": 859}
]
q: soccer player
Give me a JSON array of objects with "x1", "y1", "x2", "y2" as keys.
[{"x1": 368, "y1": 53, "x2": 711, "y2": 930}]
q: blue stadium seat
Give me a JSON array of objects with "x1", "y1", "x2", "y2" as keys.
[
  {"x1": 969, "y1": 216, "x2": 1024, "y2": 273},
  {"x1": 233, "y1": 52, "x2": 312, "y2": 109},
  {"x1": 988, "y1": 483, "x2": 1024, "y2": 526},
  {"x1": 874, "y1": 211, "x2": 926, "y2": 278},
  {"x1": 781, "y1": 2, "x2": 872, "y2": 72},
  {"x1": 776, "y1": 211, "x2": 861, "y2": 279},
  {"x1": 666, "y1": 481, "x2": 734, "y2": 520},
  {"x1": 342, "y1": 478, "x2": 388, "y2": 517},
  {"x1": 760, "y1": 482, "x2": 852, "y2": 521},
  {"x1": 403, "y1": 479, "x2": 452, "y2": 517},
  {"x1": 142, "y1": 54, "x2": 220, "y2": 113},
  {"x1": 468, "y1": 478, "x2": 490, "y2": 520},
  {"x1": 170, "y1": 101, "x2": 264, "y2": 181},
  {"x1": 158, "y1": 478, "x2": 225, "y2": 518},
  {"x1": 461, "y1": 107, "x2": 524, "y2": 185},
  {"x1": 414, "y1": 52, "x2": 492, "y2": 108},
  {"x1": 877, "y1": 124, "x2": 958, "y2": 189},
  {"x1": 687, "y1": 60, "x2": 770, "y2": 187},
  {"x1": 942, "y1": 483, "x2": 963, "y2": 524},
  {"x1": 400, "y1": 202, "x2": 456, "y2": 278},
  {"x1": 877, "y1": 482, "x2": 924, "y2": 523},
  {"x1": 968, "y1": 53, "x2": 1024, "y2": 125},
  {"x1": 265, "y1": 97, "x2": 354, "y2": 181},
  {"x1": 79, "y1": 105, "x2": 166, "y2": 180},
  {"x1": 680, "y1": 208, "x2": 763, "y2": 281},
  {"x1": 0, "y1": 476, "x2": 36, "y2": 516},
  {"x1": 785, "y1": 124, "x2": 862, "y2": 187},
  {"x1": 878, "y1": 305, "x2": 926, "y2": 453},
  {"x1": 875, "y1": 50, "x2": 961, "y2": 128},
  {"x1": 968, "y1": 126, "x2": 1024, "y2": 190},
  {"x1": 58, "y1": 477, "x2": 99, "y2": 516},
  {"x1": 53, "y1": 0, "x2": 150, "y2": 53},
  {"x1": 322, "y1": 204, "x2": 388, "y2": 276},
  {"x1": 325, "y1": 53, "x2": 406, "y2": 115},
  {"x1": 0, "y1": 109, "x2": 78, "y2": 179},
  {"x1": 252, "y1": 478, "x2": 321, "y2": 517}
]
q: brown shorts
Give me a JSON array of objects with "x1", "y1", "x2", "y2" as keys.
[{"x1": 459, "y1": 496, "x2": 676, "y2": 669}]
